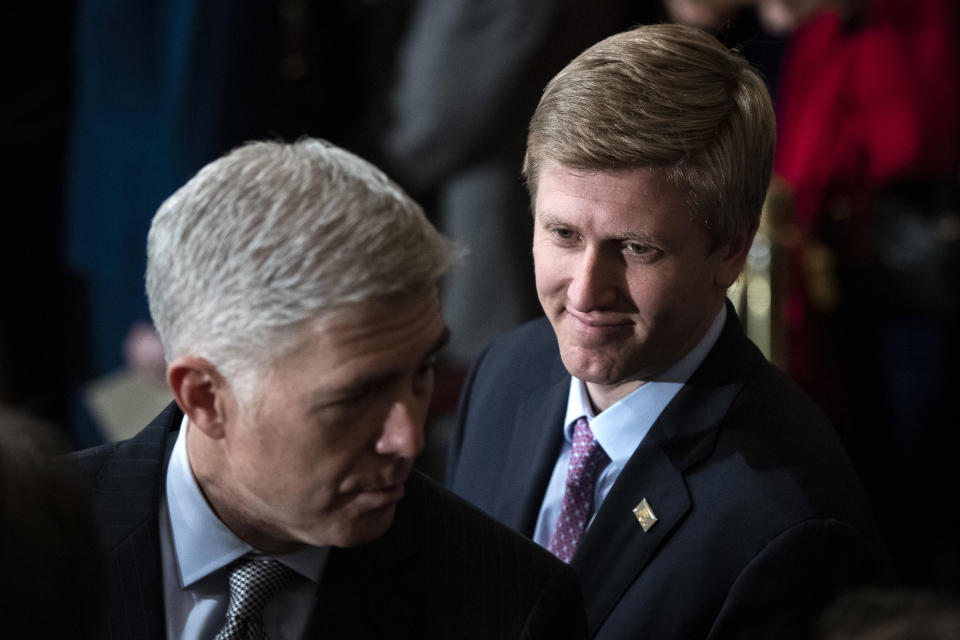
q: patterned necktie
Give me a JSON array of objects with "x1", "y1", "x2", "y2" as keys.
[
  {"x1": 215, "y1": 557, "x2": 298, "y2": 640},
  {"x1": 548, "y1": 416, "x2": 610, "y2": 563}
]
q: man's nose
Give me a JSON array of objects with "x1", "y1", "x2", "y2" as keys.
[
  {"x1": 375, "y1": 390, "x2": 426, "y2": 459},
  {"x1": 567, "y1": 248, "x2": 618, "y2": 311}
]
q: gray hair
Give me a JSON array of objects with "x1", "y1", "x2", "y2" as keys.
[
  {"x1": 146, "y1": 138, "x2": 451, "y2": 392},
  {"x1": 523, "y1": 23, "x2": 776, "y2": 248}
]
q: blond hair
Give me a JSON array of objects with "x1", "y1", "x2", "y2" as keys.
[{"x1": 523, "y1": 23, "x2": 775, "y2": 246}]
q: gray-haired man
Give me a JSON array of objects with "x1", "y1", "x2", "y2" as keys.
[{"x1": 74, "y1": 139, "x2": 587, "y2": 639}]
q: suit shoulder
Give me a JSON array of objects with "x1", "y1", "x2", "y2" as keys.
[
  {"x1": 326, "y1": 471, "x2": 587, "y2": 638},
  {"x1": 728, "y1": 357, "x2": 849, "y2": 469},
  {"x1": 407, "y1": 470, "x2": 571, "y2": 573},
  {"x1": 486, "y1": 316, "x2": 557, "y2": 358},
  {"x1": 490, "y1": 316, "x2": 554, "y2": 344},
  {"x1": 703, "y1": 358, "x2": 881, "y2": 549},
  {"x1": 400, "y1": 471, "x2": 588, "y2": 636},
  {"x1": 448, "y1": 318, "x2": 567, "y2": 502},
  {"x1": 68, "y1": 405, "x2": 178, "y2": 508},
  {"x1": 69, "y1": 441, "x2": 122, "y2": 485},
  {"x1": 708, "y1": 518, "x2": 881, "y2": 638},
  {"x1": 743, "y1": 358, "x2": 830, "y2": 424},
  {"x1": 472, "y1": 317, "x2": 564, "y2": 389}
]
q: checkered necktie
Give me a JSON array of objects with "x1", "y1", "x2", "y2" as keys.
[
  {"x1": 215, "y1": 557, "x2": 298, "y2": 640},
  {"x1": 547, "y1": 417, "x2": 609, "y2": 563}
]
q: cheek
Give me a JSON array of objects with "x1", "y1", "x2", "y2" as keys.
[
  {"x1": 246, "y1": 428, "x2": 342, "y2": 499},
  {"x1": 623, "y1": 267, "x2": 704, "y2": 330},
  {"x1": 623, "y1": 269, "x2": 671, "y2": 312},
  {"x1": 533, "y1": 247, "x2": 567, "y2": 295}
]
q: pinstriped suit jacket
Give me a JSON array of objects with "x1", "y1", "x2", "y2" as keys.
[{"x1": 72, "y1": 404, "x2": 588, "y2": 639}]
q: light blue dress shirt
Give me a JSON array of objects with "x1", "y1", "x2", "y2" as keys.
[
  {"x1": 533, "y1": 306, "x2": 727, "y2": 549},
  {"x1": 159, "y1": 416, "x2": 330, "y2": 639}
]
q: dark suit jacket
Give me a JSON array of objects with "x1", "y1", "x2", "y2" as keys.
[
  {"x1": 72, "y1": 403, "x2": 588, "y2": 639},
  {"x1": 447, "y1": 310, "x2": 884, "y2": 639}
]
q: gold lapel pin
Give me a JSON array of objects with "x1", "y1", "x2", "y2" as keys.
[{"x1": 633, "y1": 498, "x2": 658, "y2": 532}]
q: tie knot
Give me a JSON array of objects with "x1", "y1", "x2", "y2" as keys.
[
  {"x1": 218, "y1": 557, "x2": 297, "y2": 639},
  {"x1": 569, "y1": 417, "x2": 607, "y2": 475}
]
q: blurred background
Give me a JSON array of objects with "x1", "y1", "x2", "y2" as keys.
[{"x1": 3, "y1": 0, "x2": 958, "y2": 591}]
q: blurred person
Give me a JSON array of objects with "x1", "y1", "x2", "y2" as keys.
[
  {"x1": 770, "y1": 0, "x2": 959, "y2": 402},
  {"x1": 671, "y1": 0, "x2": 960, "y2": 586},
  {"x1": 72, "y1": 139, "x2": 588, "y2": 639},
  {"x1": 377, "y1": 0, "x2": 666, "y2": 478},
  {"x1": 816, "y1": 587, "x2": 960, "y2": 639},
  {"x1": 0, "y1": 407, "x2": 104, "y2": 638},
  {"x1": 774, "y1": 0, "x2": 960, "y2": 587},
  {"x1": 62, "y1": 1, "x2": 394, "y2": 446},
  {"x1": 63, "y1": 1, "x2": 279, "y2": 446},
  {"x1": 379, "y1": 0, "x2": 662, "y2": 371},
  {"x1": 447, "y1": 24, "x2": 883, "y2": 639},
  {"x1": 666, "y1": 0, "x2": 832, "y2": 33}
]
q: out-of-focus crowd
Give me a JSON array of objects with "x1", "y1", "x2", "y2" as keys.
[{"x1": 2, "y1": 0, "x2": 958, "y2": 617}]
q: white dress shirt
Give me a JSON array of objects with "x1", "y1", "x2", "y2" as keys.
[
  {"x1": 160, "y1": 416, "x2": 330, "y2": 639},
  {"x1": 533, "y1": 306, "x2": 727, "y2": 548}
]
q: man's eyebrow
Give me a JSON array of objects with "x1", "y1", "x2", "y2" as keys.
[
  {"x1": 536, "y1": 212, "x2": 571, "y2": 227},
  {"x1": 611, "y1": 230, "x2": 656, "y2": 243},
  {"x1": 538, "y1": 211, "x2": 654, "y2": 244}
]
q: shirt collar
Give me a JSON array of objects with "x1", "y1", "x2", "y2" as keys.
[
  {"x1": 165, "y1": 415, "x2": 328, "y2": 588},
  {"x1": 564, "y1": 305, "x2": 727, "y2": 467}
]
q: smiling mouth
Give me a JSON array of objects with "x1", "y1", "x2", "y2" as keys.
[
  {"x1": 561, "y1": 309, "x2": 633, "y2": 344},
  {"x1": 566, "y1": 309, "x2": 632, "y2": 328}
]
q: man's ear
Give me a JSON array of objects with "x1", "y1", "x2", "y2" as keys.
[
  {"x1": 167, "y1": 357, "x2": 233, "y2": 440},
  {"x1": 715, "y1": 225, "x2": 757, "y2": 289}
]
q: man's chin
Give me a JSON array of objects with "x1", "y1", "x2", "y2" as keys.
[
  {"x1": 559, "y1": 346, "x2": 627, "y2": 386},
  {"x1": 327, "y1": 503, "x2": 398, "y2": 548}
]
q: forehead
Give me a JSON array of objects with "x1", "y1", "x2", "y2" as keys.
[
  {"x1": 534, "y1": 165, "x2": 690, "y2": 230},
  {"x1": 323, "y1": 291, "x2": 445, "y2": 356},
  {"x1": 271, "y1": 288, "x2": 447, "y2": 385},
  {"x1": 539, "y1": 165, "x2": 663, "y2": 199}
]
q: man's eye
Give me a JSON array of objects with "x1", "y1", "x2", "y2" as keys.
[
  {"x1": 624, "y1": 242, "x2": 655, "y2": 256},
  {"x1": 331, "y1": 381, "x2": 380, "y2": 408},
  {"x1": 553, "y1": 228, "x2": 576, "y2": 240},
  {"x1": 331, "y1": 391, "x2": 368, "y2": 409}
]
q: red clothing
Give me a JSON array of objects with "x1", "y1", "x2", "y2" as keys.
[
  {"x1": 774, "y1": 0, "x2": 960, "y2": 386},
  {"x1": 776, "y1": 0, "x2": 960, "y2": 226}
]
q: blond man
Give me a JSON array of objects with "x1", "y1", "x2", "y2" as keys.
[{"x1": 448, "y1": 24, "x2": 882, "y2": 639}]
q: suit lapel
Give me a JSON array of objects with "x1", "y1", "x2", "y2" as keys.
[
  {"x1": 572, "y1": 306, "x2": 756, "y2": 634},
  {"x1": 573, "y1": 443, "x2": 691, "y2": 634},
  {"x1": 96, "y1": 403, "x2": 180, "y2": 640},
  {"x1": 494, "y1": 363, "x2": 570, "y2": 535}
]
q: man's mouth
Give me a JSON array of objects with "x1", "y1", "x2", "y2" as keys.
[
  {"x1": 342, "y1": 468, "x2": 409, "y2": 498},
  {"x1": 566, "y1": 309, "x2": 632, "y2": 334},
  {"x1": 355, "y1": 482, "x2": 406, "y2": 511}
]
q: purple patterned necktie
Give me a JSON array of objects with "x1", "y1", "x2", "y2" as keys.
[{"x1": 548, "y1": 416, "x2": 610, "y2": 563}]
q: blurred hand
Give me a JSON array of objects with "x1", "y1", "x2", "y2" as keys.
[
  {"x1": 754, "y1": 0, "x2": 832, "y2": 33},
  {"x1": 664, "y1": 0, "x2": 746, "y2": 29},
  {"x1": 665, "y1": 0, "x2": 838, "y2": 34}
]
